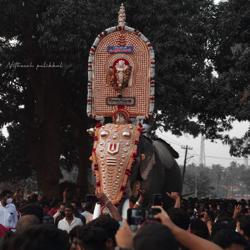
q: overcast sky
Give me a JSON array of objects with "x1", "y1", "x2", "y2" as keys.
[
  {"x1": 214, "y1": 0, "x2": 228, "y2": 4},
  {"x1": 158, "y1": 121, "x2": 249, "y2": 168}
]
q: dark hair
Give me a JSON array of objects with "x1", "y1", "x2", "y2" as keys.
[
  {"x1": 20, "y1": 203, "x2": 44, "y2": 223},
  {"x1": 238, "y1": 215, "x2": 250, "y2": 238},
  {"x1": 167, "y1": 208, "x2": 190, "y2": 230},
  {"x1": 7, "y1": 225, "x2": 69, "y2": 250},
  {"x1": 16, "y1": 215, "x2": 40, "y2": 233},
  {"x1": 84, "y1": 201, "x2": 95, "y2": 213},
  {"x1": 212, "y1": 229, "x2": 246, "y2": 248},
  {"x1": 28, "y1": 193, "x2": 38, "y2": 203},
  {"x1": 79, "y1": 226, "x2": 108, "y2": 250},
  {"x1": 211, "y1": 218, "x2": 235, "y2": 238},
  {"x1": 0, "y1": 190, "x2": 12, "y2": 199},
  {"x1": 87, "y1": 215, "x2": 119, "y2": 242},
  {"x1": 189, "y1": 219, "x2": 209, "y2": 239},
  {"x1": 134, "y1": 221, "x2": 179, "y2": 250},
  {"x1": 64, "y1": 203, "x2": 74, "y2": 210},
  {"x1": 69, "y1": 225, "x2": 83, "y2": 243}
]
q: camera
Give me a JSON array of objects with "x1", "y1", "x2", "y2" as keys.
[
  {"x1": 127, "y1": 208, "x2": 161, "y2": 226},
  {"x1": 127, "y1": 208, "x2": 146, "y2": 225}
]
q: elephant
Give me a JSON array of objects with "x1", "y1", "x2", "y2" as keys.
[
  {"x1": 127, "y1": 134, "x2": 183, "y2": 208},
  {"x1": 90, "y1": 121, "x2": 182, "y2": 211}
]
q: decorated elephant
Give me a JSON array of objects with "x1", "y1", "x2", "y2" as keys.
[
  {"x1": 86, "y1": 4, "x2": 182, "y2": 211},
  {"x1": 89, "y1": 117, "x2": 182, "y2": 209},
  {"x1": 128, "y1": 134, "x2": 182, "y2": 207}
]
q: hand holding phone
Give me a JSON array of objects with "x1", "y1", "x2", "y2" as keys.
[
  {"x1": 147, "y1": 208, "x2": 161, "y2": 220},
  {"x1": 127, "y1": 208, "x2": 146, "y2": 226}
]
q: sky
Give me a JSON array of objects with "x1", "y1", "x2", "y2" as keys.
[
  {"x1": 214, "y1": 0, "x2": 227, "y2": 4},
  {"x1": 157, "y1": 121, "x2": 249, "y2": 168}
]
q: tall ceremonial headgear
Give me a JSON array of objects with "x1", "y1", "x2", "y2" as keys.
[{"x1": 87, "y1": 4, "x2": 155, "y2": 205}]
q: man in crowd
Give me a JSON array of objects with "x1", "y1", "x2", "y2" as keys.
[
  {"x1": 0, "y1": 190, "x2": 13, "y2": 228},
  {"x1": 57, "y1": 203, "x2": 83, "y2": 233}
]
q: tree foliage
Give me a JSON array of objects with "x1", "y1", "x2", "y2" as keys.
[
  {"x1": 214, "y1": 0, "x2": 250, "y2": 156},
  {"x1": 0, "y1": 0, "x2": 250, "y2": 195},
  {"x1": 183, "y1": 162, "x2": 249, "y2": 198}
]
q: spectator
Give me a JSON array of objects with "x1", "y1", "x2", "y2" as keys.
[
  {"x1": 87, "y1": 215, "x2": 119, "y2": 250},
  {"x1": 211, "y1": 218, "x2": 235, "y2": 239},
  {"x1": 212, "y1": 229, "x2": 246, "y2": 250},
  {"x1": 81, "y1": 201, "x2": 94, "y2": 224},
  {"x1": 236, "y1": 215, "x2": 250, "y2": 249},
  {"x1": 57, "y1": 203, "x2": 83, "y2": 233},
  {"x1": 5, "y1": 195, "x2": 18, "y2": 229},
  {"x1": 167, "y1": 207, "x2": 190, "y2": 230},
  {"x1": 7, "y1": 224, "x2": 69, "y2": 250},
  {"x1": 19, "y1": 203, "x2": 44, "y2": 223},
  {"x1": 16, "y1": 214, "x2": 40, "y2": 233},
  {"x1": 133, "y1": 221, "x2": 179, "y2": 250},
  {"x1": 154, "y1": 206, "x2": 222, "y2": 250},
  {"x1": 69, "y1": 225, "x2": 83, "y2": 250},
  {"x1": 53, "y1": 203, "x2": 65, "y2": 225},
  {"x1": 71, "y1": 201, "x2": 86, "y2": 224},
  {"x1": 0, "y1": 190, "x2": 12, "y2": 228},
  {"x1": 189, "y1": 218, "x2": 209, "y2": 239},
  {"x1": 237, "y1": 215, "x2": 250, "y2": 240},
  {"x1": 77, "y1": 226, "x2": 109, "y2": 250}
]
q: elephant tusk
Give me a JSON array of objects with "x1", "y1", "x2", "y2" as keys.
[
  {"x1": 89, "y1": 156, "x2": 93, "y2": 161},
  {"x1": 141, "y1": 154, "x2": 145, "y2": 161}
]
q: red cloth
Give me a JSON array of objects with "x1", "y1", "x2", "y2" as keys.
[
  {"x1": 47, "y1": 207, "x2": 57, "y2": 216},
  {"x1": 0, "y1": 224, "x2": 9, "y2": 238}
]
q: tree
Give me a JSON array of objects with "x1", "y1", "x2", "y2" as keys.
[
  {"x1": 183, "y1": 164, "x2": 214, "y2": 198},
  {"x1": 0, "y1": 124, "x2": 31, "y2": 182},
  {"x1": 214, "y1": 0, "x2": 250, "y2": 155},
  {"x1": 1, "y1": 0, "x2": 248, "y2": 197},
  {"x1": 210, "y1": 164, "x2": 224, "y2": 198}
]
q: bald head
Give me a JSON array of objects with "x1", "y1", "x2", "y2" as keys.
[{"x1": 16, "y1": 215, "x2": 40, "y2": 233}]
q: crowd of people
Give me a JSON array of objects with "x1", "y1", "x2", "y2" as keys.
[{"x1": 0, "y1": 187, "x2": 250, "y2": 250}]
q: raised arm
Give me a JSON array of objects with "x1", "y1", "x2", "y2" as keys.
[
  {"x1": 96, "y1": 192, "x2": 122, "y2": 221},
  {"x1": 154, "y1": 206, "x2": 222, "y2": 250}
]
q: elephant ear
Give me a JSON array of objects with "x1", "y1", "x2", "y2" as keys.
[
  {"x1": 152, "y1": 138, "x2": 178, "y2": 170},
  {"x1": 137, "y1": 135, "x2": 155, "y2": 180}
]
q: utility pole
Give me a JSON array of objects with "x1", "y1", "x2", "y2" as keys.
[
  {"x1": 181, "y1": 145, "x2": 193, "y2": 185},
  {"x1": 199, "y1": 134, "x2": 206, "y2": 167}
]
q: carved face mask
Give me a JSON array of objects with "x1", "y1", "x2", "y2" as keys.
[{"x1": 92, "y1": 123, "x2": 141, "y2": 205}]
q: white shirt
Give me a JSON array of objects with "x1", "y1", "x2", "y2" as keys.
[
  {"x1": 122, "y1": 199, "x2": 130, "y2": 220},
  {"x1": 92, "y1": 203, "x2": 101, "y2": 220},
  {"x1": 0, "y1": 201, "x2": 10, "y2": 228},
  {"x1": 53, "y1": 210, "x2": 62, "y2": 222},
  {"x1": 81, "y1": 211, "x2": 93, "y2": 224},
  {"x1": 57, "y1": 216, "x2": 83, "y2": 233},
  {"x1": 5, "y1": 203, "x2": 18, "y2": 228}
]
